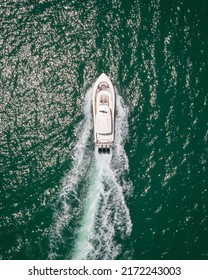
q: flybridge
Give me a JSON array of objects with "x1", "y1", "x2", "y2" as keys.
[{"x1": 92, "y1": 73, "x2": 115, "y2": 154}]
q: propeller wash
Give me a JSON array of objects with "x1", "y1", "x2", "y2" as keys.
[{"x1": 49, "y1": 78, "x2": 132, "y2": 260}]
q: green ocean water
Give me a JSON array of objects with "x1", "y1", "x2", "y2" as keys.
[{"x1": 0, "y1": 0, "x2": 207, "y2": 260}]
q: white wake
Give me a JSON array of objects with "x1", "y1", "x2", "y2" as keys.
[{"x1": 49, "y1": 85, "x2": 132, "y2": 260}]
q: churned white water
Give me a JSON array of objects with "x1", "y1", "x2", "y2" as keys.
[{"x1": 49, "y1": 84, "x2": 132, "y2": 260}]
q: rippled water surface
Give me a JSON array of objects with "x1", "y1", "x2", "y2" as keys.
[{"x1": 0, "y1": 0, "x2": 207, "y2": 259}]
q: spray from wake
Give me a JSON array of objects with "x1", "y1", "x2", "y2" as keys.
[{"x1": 49, "y1": 85, "x2": 132, "y2": 260}]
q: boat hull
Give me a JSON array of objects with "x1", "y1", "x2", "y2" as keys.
[{"x1": 92, "y1": 73, "x2": 115, "y2": 153}]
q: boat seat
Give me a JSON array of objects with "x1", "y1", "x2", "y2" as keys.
[{"x1": 98, "y1": 82, "x2": 108, "y2": 90}]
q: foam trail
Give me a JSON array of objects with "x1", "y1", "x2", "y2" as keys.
[
  {"x1": 48, "y1": 86, "x2": 93, "y2": 259},
  {"x1": 71, "y1": 90, "x2": 132, "y2": 259},
  {"x1": 71, "y1": 154, "x2": 109, "y2": 259},
  {"x1": 49, "y1": 86, "x2": 132, "y2": 260}
]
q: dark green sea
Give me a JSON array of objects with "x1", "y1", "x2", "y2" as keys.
[{"x1": 0, "y1": 0, "x2": 207, "y2": 260}]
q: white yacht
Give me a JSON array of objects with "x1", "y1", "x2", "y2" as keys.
[{"x1": 92, "y1": 73, "x2": 115, "y2": 154}]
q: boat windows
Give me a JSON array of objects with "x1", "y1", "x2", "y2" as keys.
[{"x1": 100, "y1": 95, "x2": 109, "y2": 105}]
